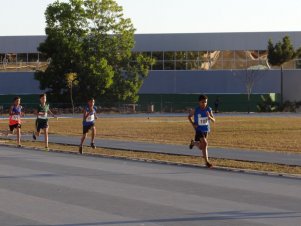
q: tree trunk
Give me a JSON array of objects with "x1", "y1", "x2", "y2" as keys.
[
  {"x1": 247, "y1": 92, "x2": 251, "y2": 114},
  {"x1": 70, "y1": 84, "x2": 74, "y2": 115}
]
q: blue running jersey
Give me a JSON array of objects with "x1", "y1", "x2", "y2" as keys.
[
  {"x1": 12, "y1": 105, "x2": 22, "y2": 115},
  {"x1": 83, "y1": 106, "x2": 97, "y2": 126},
  {"x1": 194, "y1": 106, "x2": 212, "y2": 132}
]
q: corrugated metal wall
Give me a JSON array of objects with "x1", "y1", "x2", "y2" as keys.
[
  {"x1": 139, "y1": 70, "x2": 281, "y2": 94},
  {"x1": 0, "y1": 72, "x2": 41, "y2": 95},
  {"x1": 0, "y1": 70, "x2": 300, "y2": 101}
]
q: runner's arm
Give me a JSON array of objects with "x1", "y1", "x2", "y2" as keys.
[
  {"x1": 207, "y1": 111, "x2": 215, "y2": 123},
  {"x1": 20, "y1": 106, "x2": 25, "y2": 117},
  {"x1": 48, "y1": 109, "x2": 57, "y2": 118},
  {"x1": 83, "y1": 109, "x2": 90, "y2": 120},
  {"x1": 93, "y1": 107, "x2": 98, "y2": 120},
  {"x1": 188, "y1": 109, "x2": 197, "y2": 128}
]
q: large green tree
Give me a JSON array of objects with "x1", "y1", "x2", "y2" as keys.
[{"x1": 36, "y1": 0, "x2": 153, "y2": 104}]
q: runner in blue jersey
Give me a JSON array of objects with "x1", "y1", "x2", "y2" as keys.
[
  {"x1": 8, "y1": 97, "x2": 24, "y2": 147},
  {"x1": 79, "y1": 98, "x2": 98, "y2": 154},
  {"x1": 188, "y1": 95, "x2": 215, "y2": 168}
]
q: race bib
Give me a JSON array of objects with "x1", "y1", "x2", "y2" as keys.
[
  {"x1": 86, "y1": 114, "x2": 95, "y2": 122},
  {"x1": 38, "y1": 112, "x2": 47, "y2": 119},
  {"x1": 12, "y1": 115, "x2": 20, "y2": 121},
  {"x1": 198, "y1": 115, "x2": 208, "y2": 126}
]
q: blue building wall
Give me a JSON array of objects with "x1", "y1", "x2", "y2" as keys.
[
  {"x1": 0, "y1": 72, "x2": 41, "y2": 95},
  {"x1": 0, "y1": 70, "x2": 300, "y2": 101},
  {"x1": 139, "y1": 70, "x2": 281, "y2": 94}
]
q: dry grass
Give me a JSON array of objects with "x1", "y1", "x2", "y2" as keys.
[
  {"x1": 9, "y1": 116, "x2": 301, "y2": 153},
  {"x1": 1, "y1": 139, "x2": 301, "y2": 176}
]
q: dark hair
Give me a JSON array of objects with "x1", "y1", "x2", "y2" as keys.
[
  {"x1": 13, "y1": 96, "x2": 20, "y2": 102},
  {"x1": 88, "y1": 97, "x2": 95, "y2": 102},
  {"x1": 39, "y1": 93, "x2": 46, "y2": 98},
  {"x1": 198, "y1": 95, "x2": 208, "y2": 101}
]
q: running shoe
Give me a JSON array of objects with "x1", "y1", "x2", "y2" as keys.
[
  {"x1": 32, "y1": 132, "x2": 36, "y2": 140},
  {"x1": 17, "y1": 144, "x2": 22, "y2": 148},
  {"x1": 79, "y1": 146, "x2": 83, "y2": 154},
  {"x1": 189, "y1": 139, "x2": 194, "y2": 149},
  {"x1": 91, "y1": 143, "x2": 96, "y2": 149},
  {"x1": 206, "y1": 162, "x2": 213, "y2": 168},
  {"x1": 45, "y1": 147, "x2": 49, "y2": 151}
]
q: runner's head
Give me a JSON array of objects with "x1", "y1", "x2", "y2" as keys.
[
  {"x1": 13, "y1": 96, "x2": 21, "y2": 106},
  {"x1": 40, "y1": 93, "x2": 47, "y2": 104},
  {"x1": 88, "y1": 97, "x2": 95, "y2": 108},
  {"x1": 198, "y1": 94, "x2": 208, "y2": 109}
]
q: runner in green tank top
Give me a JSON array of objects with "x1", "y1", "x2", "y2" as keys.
[{"x1": 33, "y1": 93, "x2": 57, "y2": 150}]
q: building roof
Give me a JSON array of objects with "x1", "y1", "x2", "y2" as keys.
[{"x1": 1, "y1": 32, "x2": 301, "y2": 53}]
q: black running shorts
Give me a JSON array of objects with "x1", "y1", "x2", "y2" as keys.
[
  {"x1": 9, "y1": 123, "x2": 21, "y2": 131},
  {"x1": 194, "y1": 131, "x2": 208, "y2": 141},
  {"x1": 36, "y1": 119, "x2": 49, "y2": 132},
  {"x1": 83, "y1": 124, "x2": 95, "y2": 134}
]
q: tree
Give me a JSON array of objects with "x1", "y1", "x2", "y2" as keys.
[
  {"x1": 35, "y1": 0, "x2": 153, "y2": 104},
  {"x1": 268, "y1": 36, "x2": 296, "y2": 66},
  {"x1": 65, "y1": 72, "x2": 78, "y2": 114},
  {"x1": 233, "y1": 66, "x2": 267, "y2": 113},
  {"x1": 244, "y1": 66, "x2": 268, "y2": 113},
  {"x1": 267, "y1": 36, "x2": 300, "y2": 104}
]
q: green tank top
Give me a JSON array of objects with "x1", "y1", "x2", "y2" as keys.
[{"x1": 37, "y1": 104, "x2": 49, "y2": 121}]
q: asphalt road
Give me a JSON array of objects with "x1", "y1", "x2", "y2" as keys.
[{"x1": 0, "y1": 145, "x2": 301, "y2": 226}]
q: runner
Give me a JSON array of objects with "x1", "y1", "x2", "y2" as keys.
[
  {"x1": 188, "y1": 94, "x2": 215, "y2": 168},
  {"x1": 79, "y1": 98, "x2": 98, "y2": 154},
  {"x1": 32, "y1": 93, "x2": 57, "y2": 150},
  {"x1": 8, "y1": 96, "x2": 24, "y2": 147}
]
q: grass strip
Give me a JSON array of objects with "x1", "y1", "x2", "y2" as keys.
[{"x1": 4, "y1": 116, "x2": 300, "y2": 153}]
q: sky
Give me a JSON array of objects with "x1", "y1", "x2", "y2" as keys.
[{"x1": 0, "y1": 0, "x2": 300, "y2": 36}]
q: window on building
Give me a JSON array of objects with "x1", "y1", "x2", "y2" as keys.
[
  {"x1": 222, "y1": 60, "x2": 235, "y2": 70},
  {"x1": 236, "y1": 60, "x2": 247, "y2": 69},
  {"x1": 175, "y1": 61, "x2": 186, "y2": 70},
  {"x1": 28, "y1": 53, "x2": 39, "y2": 62},
  {"x1": 6, "y1": 53, "x2": 17, "y2": 63},
  {"x1": 164, "y1": 61, "x2": 175, "y2": 70},
  {"x1": 0, "y1": 53, "x2": 5, "y2": 63},
  {"x1": 175, "y1": 51, "x2": 186, "y2": 61},
  {"x1": 17, "y1": 53, "x2": 28, "y2": 62},
  {"x1": 222, "y1": 51, "x2": 235, "y2": 61},
  {"x1": 152, "y1": 52, "x2": 163, "y2": 61},
  {"x1": 187, "y1": 51, "x2": 199, "y2": 61},
  {"x1": 164, "y1": 52, "x2": 175, "y2": 61},
  {"x1": 187, "y1": 61, "x2": 200, "y2": 70},
  {"x1": 152, "y1": 61, "x2": 163, "y2": 70}
]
